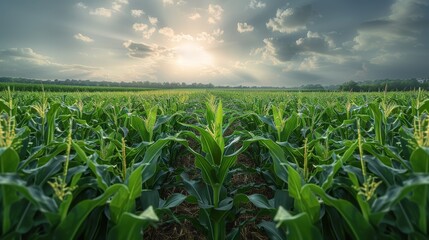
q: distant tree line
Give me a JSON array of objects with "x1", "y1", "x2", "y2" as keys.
[
  {"x1": 0, "y1": 77, "x2": 217, "y2": 89},
  {"x1": 339, "y1": 78, "x2": 429, "y2": 92},
  {"x1": 1, "y1": 76, "x2": 428, "y2": 92}
]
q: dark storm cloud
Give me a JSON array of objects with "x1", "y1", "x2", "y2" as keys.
[
  {"x1": 0, "y1": 48, "x2": 99, "y2": 79},
  {"x1": 123, "y1": 41, "x2": 165, "y2": 58},
  {"x1": 258, "y1": 31, "x2": 333, "y2": 62}
]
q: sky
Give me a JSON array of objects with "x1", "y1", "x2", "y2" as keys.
[{"x1": 0, "y1": 0, "x2": 428, "y2": 87}]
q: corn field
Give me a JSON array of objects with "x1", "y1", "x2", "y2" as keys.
[{"x1": 1, "y1": 89, "x2": 429, "y2": 239}]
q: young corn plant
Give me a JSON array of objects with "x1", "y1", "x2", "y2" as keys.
[{"x1": 180, "y1": 98, "x2": 247, "y2": 240}]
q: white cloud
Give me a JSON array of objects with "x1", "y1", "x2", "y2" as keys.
[
  {"x1": 159, "y1": 27, "x2": 175, "y2": 38},
  {"x1": 90, "y1": 8, "x2": 113, "y2": 17},
  {"x1": 132, "y1": 23, "x2": 156, "y2": 39},
  {"x1": 112, "y1": 2, "x2": 122, "y2": 11},
  {"x1": 237, "y1": 22, "x2": 254, "y2": 33},
  {"x1": 148, "y1": 16, "x2": 158, "y2": 25},
  {"x1": 77, "y1": 2, "x2": 87, "y2": 9},
  {"x1": 74, "y1": 33, "x2": 94, "y2": 43},
  {"x1": 189, "y1": 12, "x2": 201, "y2": 20},
  {"x1": 133, "y1": 23, "x2": 148, "y2": 31},
  {"x1": 112, "y1": 0, "x2": 128, "y2": 11},
  {"x1": 131, "y1": 9, "x2": 144, "y2": 17},
  {"x1": 249, "y1": 0, "x2": 266, "y2": 9},
  {"x1": 172, "y1": 34, "x2": 194, "y2": 42},
  {"x1": 267, "y1": 5, "x2": 314, "y2": 33},
  {"x1": 208, "y1": 4, "x2": 223, "y2": 24},
  {"x1": 196, "y1": 29, "x2": 224, "y2": 44},
  {"x1": 163, "y1": 0, "x2": 186, "y2": 6},
  {"x1": 143, "y1": 28, "x2": 156, "y2": 39},
  {"x1": 158, "y1": 26, "x2": 223, "y2": 44}
]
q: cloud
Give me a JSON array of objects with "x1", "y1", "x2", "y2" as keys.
[
  {"x1": 0, "y1": 48, "x2": 49, "y2": 64},
  {"x1": 0, "y1": 48, "x2": 100, "y2": 79},
  {"x1": 131, "y1": 9, "x2": 144, "y2": 17},
  {"x1": 90, "y1": 8, "x2": 113, "y2": 17},
  {"x1": 163, "y1": 0, "x2": 186, "y2": 6},
  {"x1": 143, "y1": 28, "x2": 156, "y2": 39},
  {"x1": 77, "y1": 2, "x2": 87, "y2": 9},
  {"x1": 112, "y1": 2, "x2": 122, "y2": 11},
  {"x1": 133, "y1": 23, "x2": 148, "y2": 31},
  {"x1": 74, "y1": 33, "x2": 94, "y2": 43},
  {"x1": 172, "y1": 34, "x2": 194, "y2": 42},
  {"x1": 237, "y1": 22, "x2": 254, "y2": 33},
  {"x1": 159, "y1": 27, "x2": 175, "y2": 38},
  {"x1": 115, "y1": 0, "x2": 128, "y2": 4},
  {"x1": 267, "y1": 5, "x2": 314, "y2": 33},
  {"x1": 249, "y1": 0, "x2": 266, "y2": 9},
  {"x1": 351, "y1": 0, "x2": 429, "y2": 64},
  {"x1": 196, "y1": 29, "x2": 224, "y2": 43},
  {"x1": 158, "y1": 26, "x2": 223, "y2": 44},
  {"x1": 148, "y1": 16, "x2": 158, "y2": 25},
  {"x1": 255, "y1": 31, "x2": 333, "y2": 63},
  {"x1": 123, "y1": 41, "x2": 165, "y2": 59},
  {"x1": 132, "y1": 23, "x2": 156, "y2": 39},
  {"x1": 112, "y1": 0, "x2": 128, "y2": 11},
  {"x1": 208, "y1": 4, "x2": 223, "y2": 24},
  {"x1": 189, "y1": 12, "x2": 201, "y2": 20}
]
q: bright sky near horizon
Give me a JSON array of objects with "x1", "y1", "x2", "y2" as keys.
[{"x1": 0, "y1": 0, "x2": 428, "y2": 87}]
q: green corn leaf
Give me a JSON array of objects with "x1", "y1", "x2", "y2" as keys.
[
  {"x1": 248, "y1": 194, "x2": 274, "y2": 209},
  {"x1": 287, "y1": 165, "x2": 320, "y2": 223},
  {"x1": 0, "y1": 173, "x2": 57, "y2": 213},
  {"x1": 161, "y1": 193, "x2": 187, "y2": 209},
  {"x1": 130, "y1": 115, "x2": 150, "y2": 142},
  {"x1": 22, "y1": 155, "x2": 64, "y2": 186},
  {"x1": 87, "y1": 154, "x2": 115, "y2": 191},
  {"x1": 282, "y1": 113, "x2": 299, "y2": 142},
  {"x1": 410, "y1": 147, "x2": 429, "y2": 173},
  {"x1": 251, "y1": 137, "x2": 291, "y2": 183},
  {"x1": 137, "y1": 137, "x2": 187, "y2": 183},
  {"x1": 274, "y1": 206, "x2": 322, "y2": 240},
  {"x1": 54, "y1": 184, "x2": 126, "y2": 240},
  {"x1": 369, "y1": 103, "x2": 385, "y2": 145},
  {"x1": 141, "y1": 190, "x2": 159, "y2": 210},
  {"x1": 181, "y1": 173, "x2": 213, "y2": 208},
  {"x1": 183, "y1": 123, "x2": 223, "y2": 165},
  {"x1": 304, "y1": 184, "x2": 375, "y2": 240},
  {"x1": 108, "y1": 206, "x2": 158, "y2": 240},
  {"x1": 127, "y1": 164, "x2": 143, "y2": 200},
  {"x1": 144, "y1": 105, "x2": 158, "y2": 141},
  {"x1": 110, "y1": 187, "x2": 131, "y2": 223},
  {"x1": 46, "y1": 103, "x2": 60, "y2": 145},
  {"x1": 218, "y1": 155, "x2": 237, "y2": 185},
  {"x1": 373, "y1": 174, "x2": 429, "y2": 234},
  {"x1": 0, "y1": 147, "x2": 19, "y2": 173},
  {"x1": 258, "y1": 221, "x2": 286, "y2": 240}
]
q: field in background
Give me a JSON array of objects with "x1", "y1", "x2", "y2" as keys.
[{"x1": 1, "y1": 89, "x2": 428, "y2": 239}]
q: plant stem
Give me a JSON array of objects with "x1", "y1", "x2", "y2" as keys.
[
  {"x1": 357, "y1": 119, "x2": 367, "y2": 182},
  {"x1": 121, "y1": 137, "x2": 126, "y2": 181},
  {"x1": 303, "y1": 137, "x2": 309, "y2": 181},
  {"x1": 213, "y1": 184, "x2": 220, "y2": 208},
  {"x1": 63, "y1": 118, "x2": 73, "y2": 183}
]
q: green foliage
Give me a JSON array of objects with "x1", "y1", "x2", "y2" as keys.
[{"x1": 0, "y1": 89, "x2": 428, "y2": 239}]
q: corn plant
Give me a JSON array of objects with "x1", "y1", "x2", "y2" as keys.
[{"x1": 180, "y1": 97, "x2": 249, "y2": 240}]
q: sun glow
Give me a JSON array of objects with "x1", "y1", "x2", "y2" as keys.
[{"x1": 175, "y1": 44, "x2": 213, "y2": 69}]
